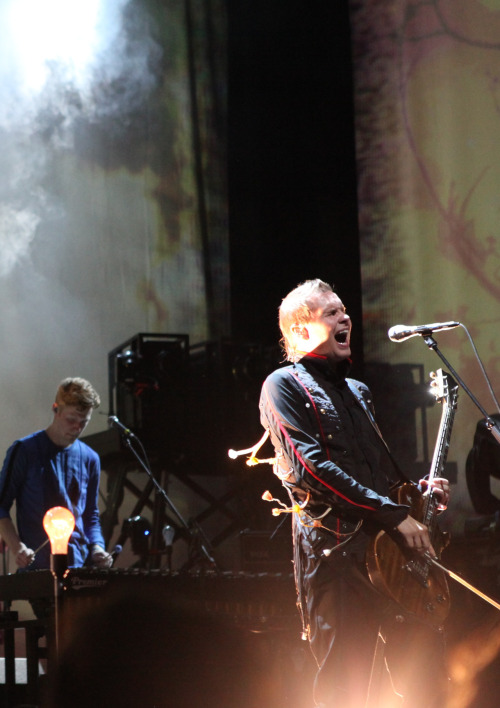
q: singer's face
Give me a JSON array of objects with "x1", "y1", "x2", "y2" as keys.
[
  {"x1": 50, "y1": 404, "x2": 92, "y2": 447},
  {"x1": 296, "y1": 291, "x2": 352, "y2": 362}
]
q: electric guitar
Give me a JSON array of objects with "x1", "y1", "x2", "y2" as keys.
[{"x1": 366, "y1": 369, "x2": 458, "y2": 628}]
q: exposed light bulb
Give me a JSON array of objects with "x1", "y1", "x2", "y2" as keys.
[{"x1": 43, "y1": 506, "x2": 75, "y2": 554}]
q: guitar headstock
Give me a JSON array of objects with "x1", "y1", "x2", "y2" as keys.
[{"x1": 429, "y1": 368, "x2": 458, "y2": 407}]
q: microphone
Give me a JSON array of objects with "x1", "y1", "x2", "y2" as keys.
[
  {"x1": 108, "y1": 415, "x2": 136, "y2": 438},
  {"x1": 162, "y1": 525, "x2": 175, "y2": 571},
  {"x1": 162, "y1": 525, "x2": 175, "y2": 547},
  {"x1": 388, "y1": 321, "x2": 460, "y2": 342}
]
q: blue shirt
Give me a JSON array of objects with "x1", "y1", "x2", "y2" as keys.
[{"x1": 0, "y1": 430, "x2": 105, "y2": 569}]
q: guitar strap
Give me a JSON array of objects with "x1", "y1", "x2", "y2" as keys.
[{"x1": 346, "y1": 379, "x2": 414, "y2": 487}]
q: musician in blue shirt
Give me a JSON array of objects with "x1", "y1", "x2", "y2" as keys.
[{"x1": 0, "y1": 377, "x2": 112, "y2": 571}]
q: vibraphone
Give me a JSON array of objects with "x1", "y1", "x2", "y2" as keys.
[
  {"x1": 0, "y1": 568, "x2": 307, "y2": 708},
  {"x1": 0, "y1": 567, "x2": 299, "y2": 633}
]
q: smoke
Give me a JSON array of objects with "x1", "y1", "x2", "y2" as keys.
[
  {"x1": 0, "y1": 206, "x2": 40, "y2": 275},
  {"x1": 0, "y1": 0, "x2": 163, "y2": 275}
]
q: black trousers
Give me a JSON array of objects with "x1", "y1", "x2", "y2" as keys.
[{"x1": 302, "y1": 552, "x2": 448, "y2": 708}]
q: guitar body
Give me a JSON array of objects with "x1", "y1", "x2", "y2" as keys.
[{"x1": 366, "y1": 482, "x2": 451, "y2": 628}]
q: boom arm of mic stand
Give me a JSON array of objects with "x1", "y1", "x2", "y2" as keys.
[
  {"x1": 423, "y1": 335, "x2": 500, "y2": 445},
  {"x1": 121, "y1": 436, "x2": 217, "y2": 569}
]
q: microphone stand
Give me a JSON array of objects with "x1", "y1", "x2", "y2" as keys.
[
  {"x1": 119, "y1": 432, "x2": 218, "y2": 570},
  {"x1": 422, "y1": 335, "x2": 500, "y2": 445},
  {"x1": 417, "y1": 335, "x2": 500, "y2": 614}
]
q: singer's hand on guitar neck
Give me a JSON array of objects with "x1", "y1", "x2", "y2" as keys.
[
  {"x1": 419, "y1": 477, "x2": 450, "y2": 511},
  {"x1": 396, "y1": 516, "x2": 436, "y2": 557}
]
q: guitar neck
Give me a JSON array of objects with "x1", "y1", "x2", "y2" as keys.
[
  {"x1": 425, "y1": 370, "x2": 458, "y2": 526},
  {"x1": 428, "y1": 401, "x2": 456, "y2": 483}
]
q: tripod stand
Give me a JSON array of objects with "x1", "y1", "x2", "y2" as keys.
[{"x1": 108, "y1": 424, "x2": 218, "y2": 572}]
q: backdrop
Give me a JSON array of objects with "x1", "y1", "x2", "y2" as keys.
[
  {"x1": 350, "y1": 0, "x2": 500, "y2": 531},
  {"x1": 0, "y1": 0, "x2": 227, "y2": 448}
]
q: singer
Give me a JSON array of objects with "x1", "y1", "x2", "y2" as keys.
[
  {"x1": 0, "y1": 377, "x2": 113, "y2": 617},
  {"x1": 259, "y1": 279, "x2": 451, "y2": 708}
]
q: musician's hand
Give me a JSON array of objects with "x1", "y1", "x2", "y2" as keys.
[
  {"x1": 419, "y1": 477, "x2": 450, "y2": 511},
  {"x1": 396, "y1": 515, "x2": 436, "y2": 557},
  {"x1": 91, "y1": 544, "x2": 113, "y2": 569},
  {"x1": 15, "y1": 542, "x2": 35, "y2": 568}
]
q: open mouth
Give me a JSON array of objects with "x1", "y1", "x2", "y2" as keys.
[{"x1": 335, "y1": 330, "x2": 349, "y2": 344}]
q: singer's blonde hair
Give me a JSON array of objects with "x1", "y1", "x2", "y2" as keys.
[{"x1": 279, "y1": 279, "x2": 334, "y2": 362}]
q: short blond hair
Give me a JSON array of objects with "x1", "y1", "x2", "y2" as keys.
[
  {"x1": 55, "y1": 377, "x2": 101, "y2": 411},
  {"x1": 279, "y1": 279, "x2": 334, "y2": 362}
]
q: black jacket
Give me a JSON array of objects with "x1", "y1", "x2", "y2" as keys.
[{"x1": 259, "y1": 355, "x2": 409, "y2": 554}]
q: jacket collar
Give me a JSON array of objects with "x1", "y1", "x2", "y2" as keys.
[{"x1": 297, "y1": 354, "x2": 352, "y2": 383}]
